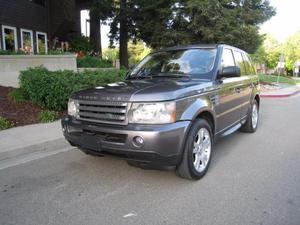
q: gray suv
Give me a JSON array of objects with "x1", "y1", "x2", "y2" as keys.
[{"x1": 62, "y1": 44, "x2": 260, "y2": 180}]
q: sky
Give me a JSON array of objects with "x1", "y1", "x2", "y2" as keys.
[
  {"x1": 81, "y1": 0, "x2": 300, "y2": 48},
  {"x1": 261, "y1": 0, "x2": 300, "y2": 42}
]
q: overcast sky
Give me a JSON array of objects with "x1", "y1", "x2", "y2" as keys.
[
  {"x1": 261, "y1": 0, "x2": 300, "y2": 42},
  {"x1": 81, "y1": 0, "x2": 300, "y2": 48}
]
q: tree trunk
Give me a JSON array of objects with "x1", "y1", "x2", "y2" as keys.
[
  {"x1": 90, "y1": 11, "x2": 102, "y2": 58},
  {"x1": 119, "y1": 0, "x2": 129, "y2": 68}
]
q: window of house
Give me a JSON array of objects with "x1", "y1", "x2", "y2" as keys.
[
  {"x1": 36, "y1": 32, "x2": 48, "y2": 54},
  {"x1": 21, "y1": 29, "x2": 34, "y2": 53},
  {"x1": 2, "y1": 25, "x2": 18, "y2": 51}
]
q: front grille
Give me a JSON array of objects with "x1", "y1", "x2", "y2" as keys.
[{"x1": 78, "y1": 100, "x2": 129, "y2": 125}]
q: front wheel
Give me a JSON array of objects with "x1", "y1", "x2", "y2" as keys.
[
  {"x1": 240, "y1": 100, "x2": 259, "y2": 133},
  {"x1": 176, "y1": 118, "x2": 213, "y2": 180}
]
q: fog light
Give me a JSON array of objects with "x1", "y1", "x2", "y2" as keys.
[{"x1": 133, "y1": 136, "x2": 144, "y2": 147}]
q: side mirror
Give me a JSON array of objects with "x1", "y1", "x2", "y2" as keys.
[{"x1": 218, "y1": 66, "x2": 240, "y2": 79}]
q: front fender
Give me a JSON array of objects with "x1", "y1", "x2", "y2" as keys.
[{"x1": 176, "y1": 95, "x2": 216, "y2": 122}]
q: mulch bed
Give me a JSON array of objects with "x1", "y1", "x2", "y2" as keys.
[{"x1": 0, "y1": 86, "x2": 65, "y2": 127}]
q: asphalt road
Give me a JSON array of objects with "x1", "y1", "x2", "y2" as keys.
[{"x1": 1, "y1": 95, "x2": 300, "y2": 225}]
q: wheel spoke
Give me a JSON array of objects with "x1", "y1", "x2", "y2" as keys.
[
  {"x1": 194, "y1": 154, "x2": 201, "y2": 170},
  {"x1": 193, "y1": 127, "x2": 211, "y2": 173}
]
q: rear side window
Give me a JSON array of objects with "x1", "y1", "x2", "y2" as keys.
[
  {"x1": 243, "y1": 53, "x2": 256, "y2": 75},
  {"x1": 233, "y1": 51, "x2": 247, "y2": 76},
  {"x1": 221, "y1": 48, "x2": 235, "y2": 68}
]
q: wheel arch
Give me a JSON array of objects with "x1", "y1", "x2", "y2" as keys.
[
  {"x1": 195, "y1": 110, "x2": 216, "y2": 138},
  {"x1": 254, "y1": 94, "x2": 260, "y2": 108}
]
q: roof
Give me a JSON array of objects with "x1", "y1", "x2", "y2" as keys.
[
  {"x1": 154, "y1": 43, "x2": 247, "y2": 54},
  {"x1": 155, "y1": 44, "x2": 219, "y2": 52}
]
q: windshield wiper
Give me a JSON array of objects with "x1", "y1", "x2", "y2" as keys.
[
  {"x1": 152, "y1": 73, "x2": 192, "y2": 80},
  {"x1": 127, "y1": 75, "x2": 153, "y2": 80}
]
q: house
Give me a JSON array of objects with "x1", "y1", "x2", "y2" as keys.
[{"x1": 0, "y1": 0, "x2": 98, "y2": 54}]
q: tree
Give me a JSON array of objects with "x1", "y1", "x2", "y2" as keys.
[
  {"x1": 107, "y1": 0, "x2": 275, "y2": 68},
  {"x1": 282, "y1": 31, "x2": 300, "y2": 71},
  {"x1": 135, "y1": 0, "x2": 276, "y2": 53},
  {"x1": 90, "y1": 0, "x2": 113, "y2": 58},
  {"x1": 128, "y1": 41, "x2": 151, "y2": 65},
  {"x1": 264, "y1": 34, "x2": 281, "y2": 69},
  {"x1": 108, "y1": 0, "x2": 139, "y2": 68}
]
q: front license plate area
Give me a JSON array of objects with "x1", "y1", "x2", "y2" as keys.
[{"x1": 80, "y1": 134, "x2": 102, "y2": 151}]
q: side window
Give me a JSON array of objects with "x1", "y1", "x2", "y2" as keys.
[
  {"x1": 243, "y1": 53, "x2": 256, "y2": 75},
  {"x1": 233, "y1": 51, "x2": 247, "y2": 76},
  {"x1": 221, "y1": 48, "x2": 235, "y2": 68}
]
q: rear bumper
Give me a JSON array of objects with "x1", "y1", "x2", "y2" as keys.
[{"x1": 61, "y1": 116, "x2": 190, "y2": 166}]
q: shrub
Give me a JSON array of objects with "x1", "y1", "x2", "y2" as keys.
[
  {"x1": 39, "y1": 111, "x2": 59, "y2": 123},
  {"x1": 19, "y1": 67, "x2": 127, "y2": 111},
  {"x1": 0, "y1": 50, "x2": 26, "y2": 55},
  {"x1": 77, "y1": 56, "x2": 112, "y2": 68},
  {"x1": 0, "y1": 116, "x2": 12, "y2": 130},
  {"x1": 69, "y1": 34, "x2": 92, "y2": 53},
  {"x1": 8, "y1": 88, "x2": 27, "y2": 103}
]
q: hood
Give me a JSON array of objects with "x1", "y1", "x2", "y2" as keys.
[{"x1": 72, "y1": 79, "x2": 212, "y2": 102}]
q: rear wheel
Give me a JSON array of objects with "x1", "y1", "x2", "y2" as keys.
[
  {"x1": 176, "y1": 118, "x2": 213, "y2": 180},
  {"x1": 240, "y1": 100, "x2": 259, "y2": 133}
]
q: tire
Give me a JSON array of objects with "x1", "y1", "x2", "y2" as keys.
[
  {"x1": 176, "y1": 118, "x2": 213, "y2": 180},
  {"x1": 240, "y1": 100, "x2": 259, "y2": 133}
]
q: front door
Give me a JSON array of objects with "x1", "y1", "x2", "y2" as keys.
[{"x1": 214, "y1": 48, "x2": 242, "y2": 133}]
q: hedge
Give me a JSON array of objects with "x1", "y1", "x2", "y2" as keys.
[
  {"x1": 19, "y1": 67, "x2": 127, "y2": 111},
  {"x1": 77, "y1": 56, "x2": 112, "y2": 68}
]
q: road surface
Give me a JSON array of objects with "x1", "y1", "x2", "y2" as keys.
[{"x1": 1, "y1": 95, "x2": 300, "y2": 225}]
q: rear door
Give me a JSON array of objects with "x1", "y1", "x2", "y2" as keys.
[
  {"x1": 234, "y1": 51, "x2": 255, "y2": 118},
  {"x1": 214, "y1": 48, "x2": 243, "y2": 133}
]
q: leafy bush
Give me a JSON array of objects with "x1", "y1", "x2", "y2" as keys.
[
  {"x1": 0, "y1": 116, "x2": 12, "y2": 130},
  {"x1": 19, "y1": 67, "x2": 127, "y2": 111},
  {"x1": 77, "y1": 56, "x2": 112, "y2": 68},
  {"x1": 39, "y1": 111, "x2": 59, "y2": 123},
  {"x1": 0, "y1": 50, "x2": 26, "y2": 55},
  {"x1": 8, "y1": 88, "x2": 27, "y2": 103},
  {"x1": 69, "y1": 34, "x2": 92, "y2": 53}
]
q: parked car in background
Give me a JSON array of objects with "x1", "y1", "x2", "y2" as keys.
[{"x1": 62, "y1": 44, "x2": 260, "y2": 180}]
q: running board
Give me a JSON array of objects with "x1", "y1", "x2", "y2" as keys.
[{"x1": 220, "y1": 123, "x2": 242, "y2": 137}]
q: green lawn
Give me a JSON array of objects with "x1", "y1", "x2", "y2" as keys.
[{"x1": 258, "y1": 74, "x2": 299, "y2": 85}]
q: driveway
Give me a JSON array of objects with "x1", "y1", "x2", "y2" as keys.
[{"x1": 1, "y1": 95, "x2": 300, "y2": 225}]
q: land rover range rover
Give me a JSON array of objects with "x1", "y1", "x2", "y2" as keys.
[{"x1": 62, "y1": 44, "x2": 260, "y2": 180}]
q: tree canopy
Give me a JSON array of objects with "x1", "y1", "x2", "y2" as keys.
[
  {"x1": 252, "y1": 32, "x2": 300, "y2": 72},
  {"x1": 92, "y1": 0, "x2": 276, "y2": 67}
]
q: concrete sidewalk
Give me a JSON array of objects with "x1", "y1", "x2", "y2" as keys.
[
  {"x1": 260, "y1": 84, "x2": 300, "y2": 98},
  {"x1": 0, "y1": 121, "x2": 70, "y2": 161}
]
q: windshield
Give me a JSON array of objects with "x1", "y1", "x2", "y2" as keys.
[{"x1": 128, "y1": 48, "x2": 217, "y2": 79}]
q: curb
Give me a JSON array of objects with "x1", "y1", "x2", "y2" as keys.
[
  {"x1": 260, "y1": 89, "x2": 300, "y2": 98},
  {"x1": 0, "y1": 138, "x2": 71, "y2": 162}
]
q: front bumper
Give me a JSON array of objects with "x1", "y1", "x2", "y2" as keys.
[{"x1": 61, "y1": 116, "x2": 191, "y2": 166}]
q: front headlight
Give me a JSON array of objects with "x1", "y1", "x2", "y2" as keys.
[
  {"x1": 128, "y1": 102, "x2": 176, "y2": 124},
  {"x1": 68, "y1": 99, "x2": 79, "y2": 117}
]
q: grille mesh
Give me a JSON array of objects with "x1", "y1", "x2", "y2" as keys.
[{"x1": 78, "y1": 100, "x2": 129, "y2": 125}]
